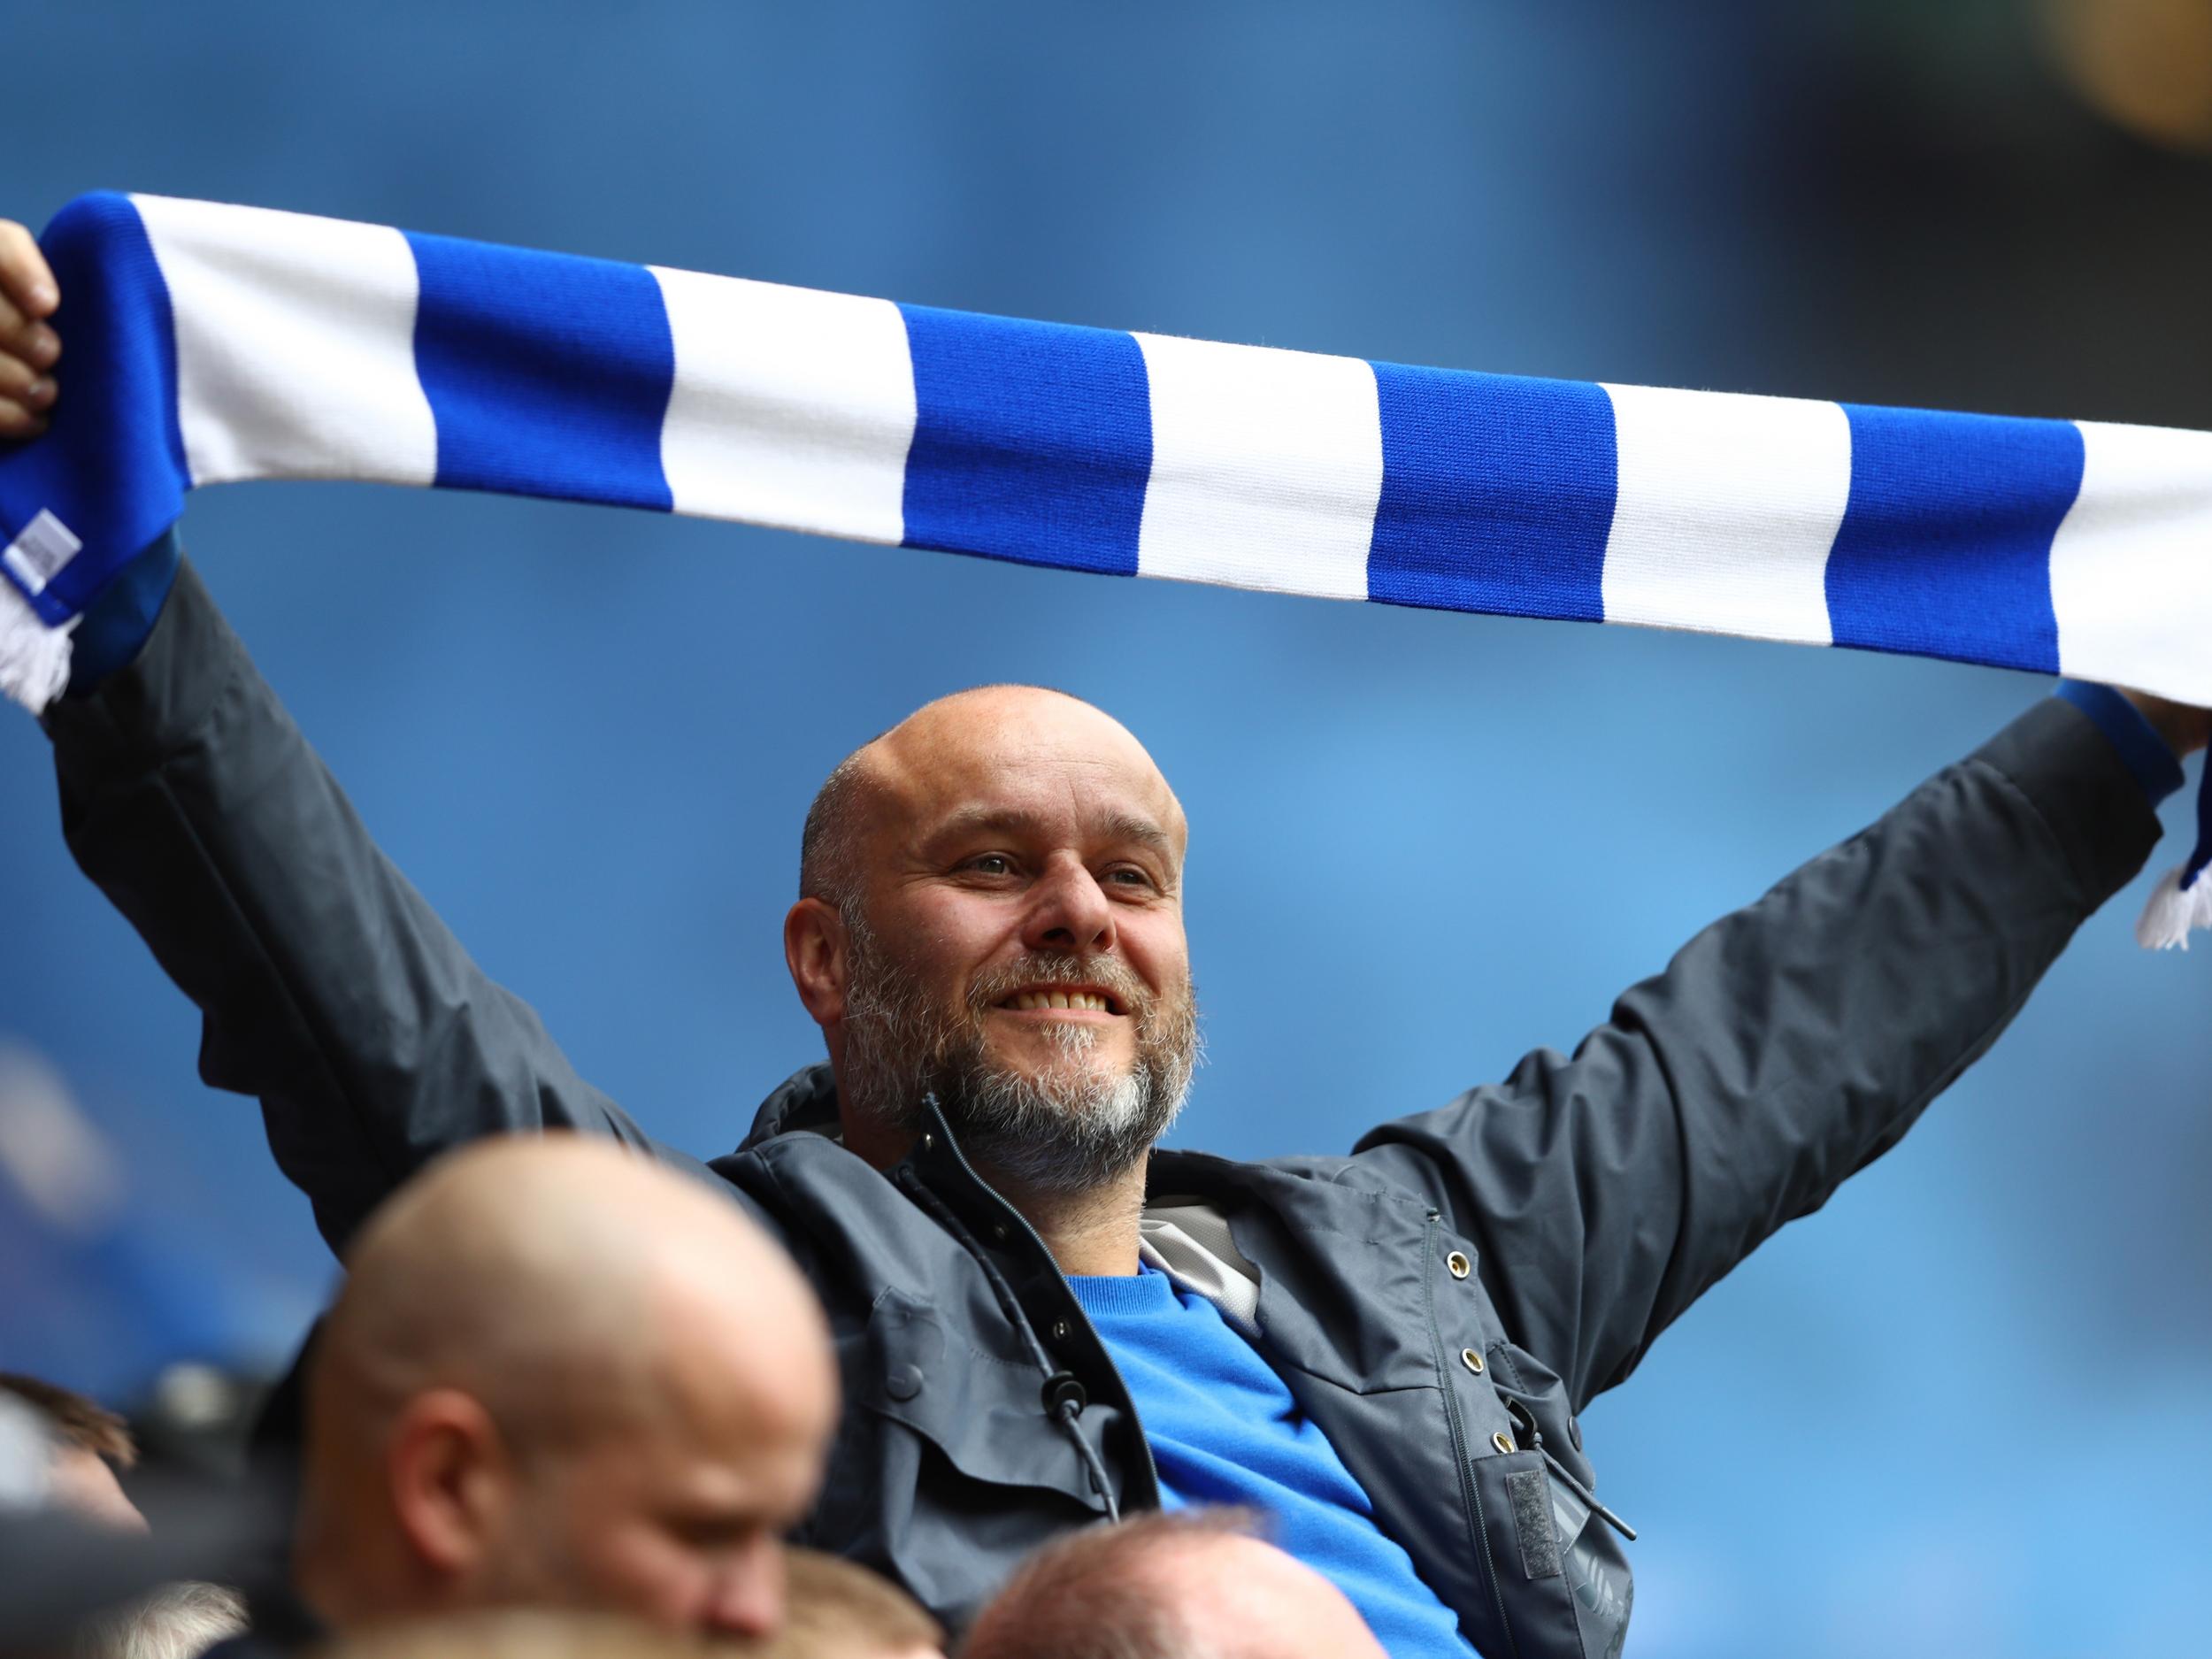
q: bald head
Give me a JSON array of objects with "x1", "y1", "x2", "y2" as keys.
[
  {"x1": 962, "y1": 1510, "x2": 1386, "y2": 1659},
  {"x1": 318, "y1": 1136, "x2": 826, "y2": 1448},
  {"x1": 800, "y1": 685, "x2": 1186, "y2": 912},
  {"x1": 299, "y1": 1136, "x2": 836, "y2": 1639},
  {"x1": 785, "y1": 685, "x2": 1200, "y2": 1217}
]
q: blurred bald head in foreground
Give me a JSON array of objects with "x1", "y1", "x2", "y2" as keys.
[
  {"x1": 292, "y1": 1136, "x2": 837, "y2": 1643},
  {"x1": 959, "y1": 1509, "x2": 1386, "y2": 1659}
]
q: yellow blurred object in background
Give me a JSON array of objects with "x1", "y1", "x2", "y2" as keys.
[{"x1": 2044, "y1": 0, "x2": 2212, "y2": 150}]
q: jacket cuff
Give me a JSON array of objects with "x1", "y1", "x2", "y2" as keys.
[
  {"x1": 2053, "y1": 680, "x2": 2185, "y2": 806},
  {"x1": 64, "y1": 526, "x2": 182, "y2": 696},
  {"x1": 1971, "y1": 696, "x2": 2164, "y2": 908},
  {"x1": 42, "y1": 552, "x2": 238, "y2": 774}
]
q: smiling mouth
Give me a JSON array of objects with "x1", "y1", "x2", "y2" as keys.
[{"x1": 996, "y1": 987, "x2": 1122, "y2": 1015}]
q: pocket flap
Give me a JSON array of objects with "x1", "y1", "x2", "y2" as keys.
[{"x1": 850, "y1": 1286, "x2": 1110, "y2": 1510}]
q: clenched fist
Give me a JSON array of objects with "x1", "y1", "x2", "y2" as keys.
[{"x1": 0, "y1": 219, "x2": 60, "y2": 440}]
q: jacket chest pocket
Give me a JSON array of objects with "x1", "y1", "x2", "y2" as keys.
[
  {"x1": 1470, "y1": 1448, "x2": 1634, "y2": 1659},
  {"x1": 803, "y1": 1288, "x2": 1110, "y2": 1623}
]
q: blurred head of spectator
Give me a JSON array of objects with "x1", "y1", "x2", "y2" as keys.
[
  {"x1": 958, "y1": 1509, "x2": 1386, "y2": 1659},
  {"x1": 0, "y1": 1375, "x2": 145, "y2": 1533},
  {"x1": 759, "y1": 1550, "x2": 941, "y2": 1658},
  {"x1": 305, "y1": 1584, "x2": 938, "y2": 1659},
  {"x1": 72, "y1": 1582, "x2": 248, "y2": 1659},
  {"x1": 308, "y1": 1612, "x2": 677, "y2": 1659},
  {"x1": 291, "y1": 1136, "x2": 837, "y2": 1643}
]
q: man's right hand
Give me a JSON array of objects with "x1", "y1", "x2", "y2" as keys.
[{"x1": 0, "y1": 219, "x2": 60, "y2": 441}]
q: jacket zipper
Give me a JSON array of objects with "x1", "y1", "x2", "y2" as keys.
[
  {"x1": 926, "y1": 1110, "x2": 1164, "y2": 1509},
  {"x1": 1426, "y1": 1211, "x2": 1521, "y2": 1659}
]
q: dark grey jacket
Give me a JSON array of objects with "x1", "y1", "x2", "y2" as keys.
[{"x1": 45, "y1": 557, "x2": 2162, "y2": 1657}]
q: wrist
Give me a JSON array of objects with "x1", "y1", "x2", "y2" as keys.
[{"x1": 2117, "y1": 688, "x2": 2212, "y2": 759}]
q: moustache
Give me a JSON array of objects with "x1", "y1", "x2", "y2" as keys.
[{"x1": 964, "y1": 953, "x2": 1156, "y2": 1019}]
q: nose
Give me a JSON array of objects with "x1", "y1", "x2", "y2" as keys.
[
  {"x1": 1020, "y1": 855, "x2": 1116, "y2": 956},
  {"x1": 703, "y1": 1540, "x2": 786, "y2": 1640}
]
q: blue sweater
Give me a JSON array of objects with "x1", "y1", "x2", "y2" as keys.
[{"x1": 1069, "y1": 1264, "x2": 1475, "y2": 1657}]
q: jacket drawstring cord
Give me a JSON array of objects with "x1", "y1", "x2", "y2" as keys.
[{"x1": 893, "y1": 1165, "x2": 1121, "y2": 1522}]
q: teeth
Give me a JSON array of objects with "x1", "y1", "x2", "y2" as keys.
[{"x1": 1007, "y1": 990, "x2": 1110, "y2": 1012}]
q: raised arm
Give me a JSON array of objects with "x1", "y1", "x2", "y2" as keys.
[
  {"x1": 4, "y1": 222, "x2": 708, "y2": 1256},
  {"x1": 1350, "y1": 690, "x2": 2191, "y2": 1414}
]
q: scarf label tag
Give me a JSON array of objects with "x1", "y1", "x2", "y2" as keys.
[{"x1": 2, "y1": 510, "x2": 83, "y2": 596}]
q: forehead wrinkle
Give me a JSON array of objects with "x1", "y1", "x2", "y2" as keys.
[{"x1": 923, "y1": 802, "x2": 1179, "y2": 856}]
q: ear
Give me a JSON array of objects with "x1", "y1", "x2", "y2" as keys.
[
  {"x1": 784, "y1": 897, "x2": 850, "y2": 1030},
  {"x1": 386, "y1": 1388, "x2": 514, "y2": 1582}
]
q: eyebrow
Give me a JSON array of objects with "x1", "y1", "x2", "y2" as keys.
[{"x1": 926, "y1": 805, "x2": 1177, "y2": 857}]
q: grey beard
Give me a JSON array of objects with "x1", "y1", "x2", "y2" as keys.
[{"x1": 838, "y1": 912, "x2": 1198, "y2": 1199}]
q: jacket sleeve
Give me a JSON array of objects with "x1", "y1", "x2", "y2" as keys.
[
  {"x1": 1347, "y1": 698, "x2": 2164, "y2": 1413},
  {"x1": 42, "y1": 551, "x2": 718, "y2": 1255}
]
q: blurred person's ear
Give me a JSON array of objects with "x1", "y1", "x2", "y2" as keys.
[{"x1": 386, "y1": 1391, "x2": 513, "y2": 1579}]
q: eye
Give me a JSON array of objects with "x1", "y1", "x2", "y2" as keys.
[
  {"x1": 665, "y1": 1513, "x2": 759, "y2": 1551},
  {"x1": 1103, "y1": 864, "x2": 1156, "y2": 890},
  {"x1": 964, "y1": 852, "x2": 1017, "y2": 878}
]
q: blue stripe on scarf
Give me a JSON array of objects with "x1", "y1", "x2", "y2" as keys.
[
  {"x1": 1825, "y1": 406, "x2": 2080, "y2": 674},
  {"x1": 898, "y1": 306, "x2": 1150, "y2": 576},
  {"x1": 0, "y1": 193, "x2": 188, "y2": 622},
  {"x1": 406, "y1": 233, "x2": 676, "y2": 511},
  {"x1": 1365, "y1": 364, "x2": 1616, "y2": 621}
]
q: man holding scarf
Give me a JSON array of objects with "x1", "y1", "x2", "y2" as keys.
[{"x1": 4, "y1": 220, "x2": 2204, "y2": 1658}]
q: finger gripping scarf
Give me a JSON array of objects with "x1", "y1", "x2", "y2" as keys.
[{"x1": 4, "y1": 191, "x2": 2208, "y2": 944}]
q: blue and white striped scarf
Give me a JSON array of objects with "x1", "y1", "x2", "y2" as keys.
[{"x1": 4, "y1": 192, "x2": 2207, "y2": 944}]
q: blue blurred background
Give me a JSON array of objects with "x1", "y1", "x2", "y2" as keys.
[{"x1": 4, "y1": 3, "x2": 2209, "y2": 1652}]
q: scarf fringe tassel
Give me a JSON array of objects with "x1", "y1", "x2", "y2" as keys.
[
  {"x1": 2135, "y1": 863, "x2": 2212, "y2": 949},
  {"x1": 0, "y1": 579, "x2": 71, "y2": 716}
]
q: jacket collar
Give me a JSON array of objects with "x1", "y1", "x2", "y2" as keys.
[{"x1": 738, "y1": 1063, "x2": 843, "y2": 1148}]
